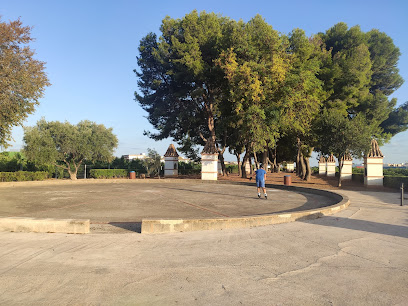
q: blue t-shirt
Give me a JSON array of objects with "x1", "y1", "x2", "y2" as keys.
[{"x1": 255, "y1": 168, "x2": 266, "y2": 182}]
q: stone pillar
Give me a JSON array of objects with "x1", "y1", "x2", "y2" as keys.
[
  {"x1": 326, "y1": 154, "x2": 336, "y2": 177},
  {"x1": 201, "y1": 141, "x2": 218, "y2": 181},
  {"x1": 364, "y1": 139, "x2": 384, "y2": 186},
  {"x1": 341, "y1": 153, "x2": 352, "y2": 180},
  {"x1": 318, "y1": 156, "x2": 326, "y2": 175},
  {"x1": 286, "y1": 162, "x2": 295, "y2": 172},
  {"x1": 164, "y1": 144, "x2": 179, "y2": 177}
]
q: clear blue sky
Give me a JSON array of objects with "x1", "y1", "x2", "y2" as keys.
[{"x1": 1, "y1": 0, "x2": 407, "y2": 165}]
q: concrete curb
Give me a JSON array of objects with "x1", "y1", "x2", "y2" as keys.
[
  {"x1": 0, "y1": 217, "x2": 90, "y2": 234},
  {"x1": 0, "y1": 178, "x2": 349, "y2": 234},
  {"x1": 141, "y1": 182, "x2": 350, "y2": 234}
]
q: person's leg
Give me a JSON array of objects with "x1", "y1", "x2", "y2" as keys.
[
  {"x1": 263, "y1": 187, "x2": 267, "y2": 199},
  {"x1": 257, "y1": 181, "x2": 261, "y2": 198}
]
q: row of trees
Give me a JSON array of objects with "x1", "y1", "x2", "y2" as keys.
[{"x1": 135, "y1": 11, "x2": 408, "y2": 186}]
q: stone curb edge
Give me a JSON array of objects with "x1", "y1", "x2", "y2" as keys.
[{"x1": 141, "y1": 181, "x2": 350, "y2": 234}]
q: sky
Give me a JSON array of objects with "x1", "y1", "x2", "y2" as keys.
[{"x1": 1, "y1": 0, "x2": 408, "y2": 165}]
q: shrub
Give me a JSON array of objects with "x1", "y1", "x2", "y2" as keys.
[
  {"x1": 225, "y1": 164, "x2": 239, "y2": 174},
  {"x1": 352, "y1": 173, "x2": 364, "y2": 183},
  {"x1": 89, "y1": 169, "x2": 129, "y2": 179},
  {"x1": 0, "y1": 171, "x2": 48, "y2": 182},
  {"x1": 352, "y1": 167, "x2": 364, "y2": 174},
  {"x1": 383, "y1": 176, "x2": 408, "y2": 189},
  {"x1": 178, "y1": 168, "x2": 201, "y2": 175}
]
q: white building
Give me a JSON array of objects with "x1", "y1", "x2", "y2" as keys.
[{"x1": 122, "y1": 153, "x2": 147, "y2": 161}]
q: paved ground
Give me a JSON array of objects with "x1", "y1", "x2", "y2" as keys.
[
  {"x1": 0, "y1": 186, "x2": 407, "y2": 305},
  {"x1": 0, "y1": 181, "x2": 338, "y2": 233}
]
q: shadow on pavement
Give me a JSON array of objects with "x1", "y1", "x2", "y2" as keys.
[
  {"x1": 303, "y1": 215, "x2": 408, "y2": 239},
  {"x1": 109, "y1": 222, "x2": 142, "y2": 233}
]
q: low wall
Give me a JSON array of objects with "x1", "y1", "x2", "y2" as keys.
[
  {"x1": 141, "y1": 182, "x2": 349, "y2": 234},
  {"x1": 0, "y1": 217, "x2": 90, "y2": 234}
]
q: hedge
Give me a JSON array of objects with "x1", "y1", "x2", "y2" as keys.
[
  {"x1": 383, "y1": 176, "x2": 408, "y2": 189},
  {"x1": 89, "y1": 169, "x2": 129, "y2": 179},
  {"x1": 0, "y1": 171, "x2": 48, "y2": 182},
  {"x1": 352, "y1": 173, "x2": 364, "y2": 183}
]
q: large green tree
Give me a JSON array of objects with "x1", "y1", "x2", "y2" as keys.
[
  {"x1": 135, "y1": 11, "x2": 234, "y2": 155},
  {"x1": 0, "y1": 17, "x2": 50, "y2": 148},
  {"x1": 217, "y1": 15, "x2": 290, "y2": 175},
  {"x1": 278, "y1": 29, "x2": 328, "y2": 180},
  {"x1": 23, "y1": 119, "x2": 118, "y2": 180},
  {"x1": 314, "y1": 109, "x2": 374, "y2": 187}
]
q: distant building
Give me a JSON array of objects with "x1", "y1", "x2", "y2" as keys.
[{"x1": 122, "y1": 153, "x2": 146, "y2": 161}]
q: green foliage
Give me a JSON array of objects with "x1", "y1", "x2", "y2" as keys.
[
  {"x1": 352, "y1": 167, "x2": 364, "y2": 174},
  {"x1": 352, "y1": 173, "x2": 364, "y2": 183},
  {"x1": 225, "y1": 164, "x2": 239, "y2": 174},
  {"x1": 142, "y1": 148, "x2": 162, "y2": 177},
  {"x1": 0, "y1": 17, "x2": 50, "y2": 148},
  {"x1": 0, "y1": 171, "x2": 48, "y2": 182},
  {"x1": 314, "y1": 109, "x2": 373, "y2": 160},
  {"x1": 23, "y1": 119, "x2": 118, "y2": 180},
  {"x1": 89, "y1": 169, "x2": 128, "y2": 179},
  {"x1": 383, "y1": 168, "x2": 408, "y2": 176},
  {"x1": 383, "y1": 176, "x2": 408, "y2": 189}
]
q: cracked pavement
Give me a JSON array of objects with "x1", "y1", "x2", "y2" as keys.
[{"x1": 0, "y1": 189, "x2": 407, "y2": 305}]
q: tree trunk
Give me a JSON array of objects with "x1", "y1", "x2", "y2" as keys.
[
  {"x1": 235, "y1": 153, "x2": 242, "y2": 177},
  {"x1": 68, "y1": 170, "x2": 77, "y2": 180},
  {"x1": 304, "y1": 155, "x2": 311, "y2": 181},
  {"x1": 241, "y1": 150, "x2": 250, "y2": 178},
  {"x1": 296, "y1": 138, "x2": 301, "y2": 177},
  {"x1": 262, "y1": 149, "x2": 268, "y2": 170},
  {"x1": 299, "y1": 152, "x2": 306, "y2": 180},
  {"x1": 253, "y1": 152, "x2": 259, "y2": 170},
  {"x1": 338, "y1": 159, "x2": 343, "y2": 187},
  {"x1": 218, "y1": 151, "x2": 227, "y2": 176}
]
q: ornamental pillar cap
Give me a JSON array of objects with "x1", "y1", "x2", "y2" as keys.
[
  {"x1": 367, "y1": 139, "x2": 383, "y2": 158},
  {"x1": 327, "y1": 154, "x2": 335, "y2": 163},
  {"x1": 164, "y1": 144, "x2": 179, "y2": 157}
]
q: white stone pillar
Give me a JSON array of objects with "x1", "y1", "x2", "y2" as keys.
[
  {"x1": 326, "y1": 155, "x2": 336, "y2": 177},
  {"x1": 286, "y1": 162, "x2": 295, "y2": 172},
  {"x1": 318, "y1": 157, "x2": 326, "y2": 175},
  {"x1": 164, "y1": 144, "x2": 179, "y2": 177},
  {"x1": 341, "y1": 154, "x2": 352, "y2": 180},
  {"x1": 202, "y1": 153, "x2": 218, "y2": 180},
  {"x1": 364, "y1": 139, "x2": 384, "y2": 186},
  {"x1": 164, "y1": 156, "x2": 178, "y2": 177}
]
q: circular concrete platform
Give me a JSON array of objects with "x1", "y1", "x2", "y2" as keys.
[{"x1": 0, "y1": 179, "x2": 348, "y2": 233}]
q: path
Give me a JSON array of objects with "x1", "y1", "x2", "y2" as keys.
[{"x1": 0, "y1": 189, "x2": 407, "y2": 305}]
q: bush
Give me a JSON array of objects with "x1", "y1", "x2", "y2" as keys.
[
  {"x1": 89, "y1": 169, "x2": 129, "y2": 179},
  {"x1": 352, "y1": 173, "x2": 364, "y2": 183},
  {"x1": 352, "y1": 167, "x2": 364, "y2": 174},
  {"x1": 383, "y1": 168, "x2": 408, "y2": 176},
  {"x1": 178, "y1": 168, "x2": 201, "y2": 175},
  {"x1": 383, "y1": 176, "x2": 408, "y2": 189},
  {"x1": 225, "y1": 164, "x2": 239, "y2": 174},
  {"x1": 0, "y1": 171, "x2": 48, "y2": 182}
]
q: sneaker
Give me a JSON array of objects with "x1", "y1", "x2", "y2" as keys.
[
  {"x1": 264, "y1": 194, "x2": 267, "y2": 199},
  {"x1": 258, "y1": 194, "x2": 261, "y2": 198}
]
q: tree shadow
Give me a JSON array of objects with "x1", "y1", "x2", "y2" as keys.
[{"x1": 301, "y1": 215, "x2": 408, "y2": 239}]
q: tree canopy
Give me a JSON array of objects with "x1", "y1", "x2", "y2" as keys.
[
  {"x1": 23, "y1": 119, "x2": 118, "y2": 180},
  {"x1": 135, "y1": 12, "x2": 407, "y2": 179},
  {"x1": 0, "y1": 17, "x2": 50, "y2": 148}
]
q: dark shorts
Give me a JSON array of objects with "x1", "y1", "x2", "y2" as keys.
[{"x1": 256, "y1": 180, "x2": 265, "y2": 188}]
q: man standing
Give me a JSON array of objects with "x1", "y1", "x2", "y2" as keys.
[{"x1": 255, "y1": 164, "x2": 267, "y2": 199}]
